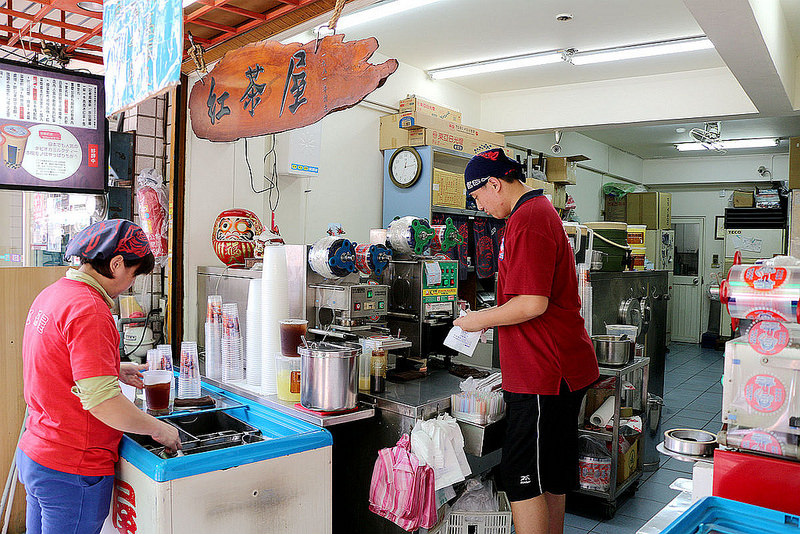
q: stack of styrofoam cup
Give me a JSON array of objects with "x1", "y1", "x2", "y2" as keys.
[
  {"x1": 246, "y1": 279, "x2": 263, "y2": 386},
  {"x1": 205, "y1": 295, "x2": 223, "y2": 380},
  {"x1": 261, "y1": 244, "x2": 289, "y2": 396},
  {"x1": 178, "y1": 341, "x2": 201, "y2": 398},
  {"x1": 221, "y1": 303, "x2": 244, "y2": 382}
]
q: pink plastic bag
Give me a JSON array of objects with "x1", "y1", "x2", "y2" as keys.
[{"x1": 369, "y1": 434, "x2": 437, "y2": 531}]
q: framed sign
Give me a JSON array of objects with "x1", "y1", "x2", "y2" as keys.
[
  {"x1": 0, "y1": 58, "x2": 107, "y2": 194},
  {"x1": 715, "y1": 215, "x2": 726, "y2": 240},
  {"x1": 188, "y1": 35, "x2": 398, "y2": 142}
]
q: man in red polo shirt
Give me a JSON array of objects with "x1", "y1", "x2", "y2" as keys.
[{"x1": 454, "y1": 149, "x2": 599, "y2": 534}]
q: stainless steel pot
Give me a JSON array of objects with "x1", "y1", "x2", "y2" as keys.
[
  {"x1": 591, "y1": 334, "x2": 634, "y2": 367},
  {"x1": 664, "y1": 428, "x2": 717, "y2": 457},
  {"x1": 298, "y1": 341, "x2": 359, "y2": 412}
]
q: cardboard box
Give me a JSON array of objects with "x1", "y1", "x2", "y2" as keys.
[
  {"x1": 432, "y1": 168, "x2": 466, "y2": 209},
  {"x1": 397, "y1": 112, "x2": 505, "y2": 147},
  {"x1": 626, "y1": 192, "x2": 672, "y2": 230},
  {"x1": 529, "y1": 178, "x2": 555, "y2": 201},
  {"x1": 380, "y1": 114, "x2": 510, "y2": 157},
  {"x1": 553, "y1": 184, "x2": 567, "y2": 209},
  {"x1": 732, "y1": 190, "x2": 755, "y2": 208},
  {"x1": 545, "y1": 155, "x2": 589, "y2": 185},
  {"x1": 790, "y1": 192, "x2": 800, "y2": 257},
  {"x1": 604, "y1": 195, "x2": 627, "y2": 222},
  {"x1": 618, "y1": 438, "x2": 639, "y2": 484},
  {"x1": 790, "y1": 137, "x2": 800, "y2": 189},
  {"x1": 399, "y1": 96, "x2": 461, "y2": 123}
]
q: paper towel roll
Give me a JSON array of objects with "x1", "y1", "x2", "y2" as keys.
[
  {"x1": 261, "y1": 244, "x2": 289, "y2": 395},
  {"x1": 590, "y1": 396, "x2": 615, "y2": 428},
  {"x1": 246, "y1": 279, "x2": 262, "y2": 386}
]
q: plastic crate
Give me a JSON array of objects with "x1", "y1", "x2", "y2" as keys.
[
  {"x1": 661, "y1": 496, "x2": 800, "y2": 534},
  {"x1": 447, "y1": 491, "x2": 512, "y2": 534}
]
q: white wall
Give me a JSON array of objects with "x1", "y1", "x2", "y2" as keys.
[
  {"x1": 645, "y1": 152, "x2": 791, "y2": 333},
  {"x1": 506, "y1": 131, "x2": 644, "y2": 223},
  {"x1": 480, "y1": 68, "x2": 757, "y2": 133},
  {"x1": 182, "y1": 54, "x2": 480, "y2": 337},
  {"x1": 642, "y1": 153, "x2": 789, "y2": 186}
]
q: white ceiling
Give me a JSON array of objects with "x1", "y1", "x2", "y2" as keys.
[
  {"x1": 343, "y1": 0, "x2": 725, "y2": 93},
  {"x1": 343, "y1": 0, "x2": 800, "y2": 160},
  {"x1": 578, "y1": 116, "x2": 800, "y2": 159}
]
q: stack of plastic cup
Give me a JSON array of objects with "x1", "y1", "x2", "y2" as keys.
[
  {"x1": 246, "y1": 279, "x2": 263, "y2": 386},
  {"x1": 205, "y1": 295, "x2": 223, "y2": 380},
  {"x1": 156, "y1": 344, "x2": 176, "y2": 405},
  {"x1": 221, "y1": 303, "x2": 244, "y2": 382},
  {"x1": 178, "y1": 341, "x2": 201, "y2": 399}
]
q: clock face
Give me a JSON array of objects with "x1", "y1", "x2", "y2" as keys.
[{"x1": 390, "y1": 148, "x2": 421, "y2": 188}]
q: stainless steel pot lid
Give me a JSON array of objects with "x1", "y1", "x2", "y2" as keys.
[
  {"x1": 664, "y1": 428, "x2": 717, "y2": 457},
  {"x1": 298, "y1": 341, "x2": 360, "y2": 357}
]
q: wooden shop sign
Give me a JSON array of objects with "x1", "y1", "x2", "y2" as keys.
[{"x1": 188, "y1": 35, "x2": 398, "y2": 142}]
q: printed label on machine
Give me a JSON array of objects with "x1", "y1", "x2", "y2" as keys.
[
  {"x1": 744, "y1": 374, "x2": 786, "y2": 413},
  {"x1": 424, "y1": 261, "x2": 442, "y2": 285},
  {"x1": 747, "y1": 320, "x2": 789, "y2": 356},
  {"x1": 743, "y1": 266, "x2": 788, "y2": 291},
  {"x1": 423, "y1": 288, "x2": 458, "y2": 297}
]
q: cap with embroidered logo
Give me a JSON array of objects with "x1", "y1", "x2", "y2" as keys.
[{"x1": 464, "y1": 148, "x2": 523, "y2": 195}]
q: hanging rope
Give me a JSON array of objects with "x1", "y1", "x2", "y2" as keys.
[{"x1": 327, "y1": 0, "x2": 347, "y2": 31}]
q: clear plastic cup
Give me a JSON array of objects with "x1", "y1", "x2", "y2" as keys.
[
  {"x1": 279, "y1": 319, "x2": 308, "y2": 357},
  {"x1": 178, "y1": 341, "x2": 201, "y2": 399},
  {"x1": 276, "y1": 354, "x2": 301, "y2": 402},
  {"x1": 143, "y1": 369, "x2": 173, "y2": 415}
]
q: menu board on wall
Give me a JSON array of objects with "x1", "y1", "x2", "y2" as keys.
[{"x1": 0, "y1": 58, "x2": 107, "y2": 194}]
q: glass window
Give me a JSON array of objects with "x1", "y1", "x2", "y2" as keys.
[{"x1": 673, "y1": 222, "x2": 700, "y2": 276}]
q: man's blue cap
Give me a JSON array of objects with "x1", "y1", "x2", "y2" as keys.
[
  {"x1": 464, "y1": 148, "x2": 523, "y2": 195},
  {"x1": 65, "y1": 219, "x2": 152, "y2": 261}
]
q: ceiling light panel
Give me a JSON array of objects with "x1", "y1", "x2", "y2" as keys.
[
  {"x1": 571, "y1": 37, "x2": 714, "y2": 65},
  {"x1": 429, "y1": 52, "x2": 562, "y2": 79},
  {"x1": 675, "y1": 138, "x2": 780, "y2": 151}
]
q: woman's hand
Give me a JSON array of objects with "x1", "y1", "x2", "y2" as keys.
[
  {"x1": 119, "y1": 362, "x2": 147, "y2": 388},
  {"x1": 453, "y1": 311, "x2": 486, "y2": 333},
  {"x1": 151, "y1": 420, "x2": 182, "y2": 453}
]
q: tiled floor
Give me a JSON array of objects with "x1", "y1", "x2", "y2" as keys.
[{"x1": 560, "y1": 342, "x2": 724, "y2": 534}]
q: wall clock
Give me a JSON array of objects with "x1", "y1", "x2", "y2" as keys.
[{"x1": 388, "y1": 146, "x2": 422, "y2": 188}]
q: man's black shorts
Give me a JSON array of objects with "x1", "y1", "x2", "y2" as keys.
[{"x1": 499, "y1": 381, "x2": 589, "y2": 502}]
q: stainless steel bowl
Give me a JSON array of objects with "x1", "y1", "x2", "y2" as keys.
[
  {"x1": 664, "y1": 428, "x2": 717, "y2": 457},
  {"x1": 591, "y1": 334, "x2": 634, "y2": 367},
  {"x1": 298, "y1": 341, "x2": 360, "y2": 412}
]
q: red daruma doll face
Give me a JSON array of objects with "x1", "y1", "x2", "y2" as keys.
[{"x1": 212, "y1": 208, "x2": 264, "y2": 266}]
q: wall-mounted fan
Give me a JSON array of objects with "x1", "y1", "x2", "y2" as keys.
[{"x1": 688, "y1": 121, "x2": 726, "y2": 153}]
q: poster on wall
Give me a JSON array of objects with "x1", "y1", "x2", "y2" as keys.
[
  {"x1": 0, "y1": 58, "x2": 107, "y2": 194},
  {"x1": 188, "y1": 35, "x2": 398, "y2": 142},
  {"x1": 103, "y1": 0, "x2": 183, "y2": 117}
]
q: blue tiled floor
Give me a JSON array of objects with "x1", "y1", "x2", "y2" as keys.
[{"x1": 559, "y1": 343, "x2": 723, "y2": 534}]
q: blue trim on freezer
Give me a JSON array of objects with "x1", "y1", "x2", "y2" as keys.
[{"x1": 118, "y1": 381, "x2": 332, "y2": 482}]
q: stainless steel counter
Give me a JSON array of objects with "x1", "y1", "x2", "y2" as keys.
[
  {"x1": 201, "y1": 377, "x2": 376, "y2": 428},
  {"x1": 359, "y1": 369, "x2": 466, "y2": 420}
]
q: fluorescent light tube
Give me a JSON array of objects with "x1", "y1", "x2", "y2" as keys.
[
  {"x1": 675, "y1": 138, "x2": 780, "y2": 151},
  {"x1": 428, "y1": 52, "x2": 562, "y2": 79},
  {"x1": 572, "y1": 37, "x2": 713, "y2": 65},
  {"x1": 337, "y1": 0, "x2": 446, "y2": 31}
]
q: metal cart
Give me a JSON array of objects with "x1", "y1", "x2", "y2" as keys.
[{"x1": 575, "y1": 357, "x2": 650, "y2": 517}]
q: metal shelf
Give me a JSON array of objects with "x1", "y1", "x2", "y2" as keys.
[
  {"x1": 431, "y1": 205, "x2": 493, "y2": 219},
  {"x1": 579, "y1": 428, "x2": 613, "y2": 442},
  {"x1": 598, "y1": 357, "x2": 650, "y2": 377}
]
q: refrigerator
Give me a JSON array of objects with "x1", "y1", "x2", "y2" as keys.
[
  {"x1": 645, "y1": 230, "x2": 674, "y2": 343},
  {"x1": 721, "y1": 228, "x2": 786, "y2": 336}
]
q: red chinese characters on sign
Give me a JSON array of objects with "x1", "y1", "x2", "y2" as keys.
[
  {"x1": 113, "y1": 479, "x2": 137, "y2": 534},
  {"x1": 88, "y1": 144, "x2": 99, "y2": 167},
  {"x1": 188, "y1": 35, "x2": 398, "y2": 142},
  {"x1": 743, "y1": 266, "x2": 788, "y2": 291}
]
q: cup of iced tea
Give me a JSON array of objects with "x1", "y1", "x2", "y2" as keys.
[
  {"x1": 143, "y1": 370, "x2": 173, "y2": 415},
  {"x1": 279, "y1": 319, "x2": 308, "y2": 357}
]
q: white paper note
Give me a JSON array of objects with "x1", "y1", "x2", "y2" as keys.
[{"x1": 444, "y1": 311, "x2": 482, "y2": 357}]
